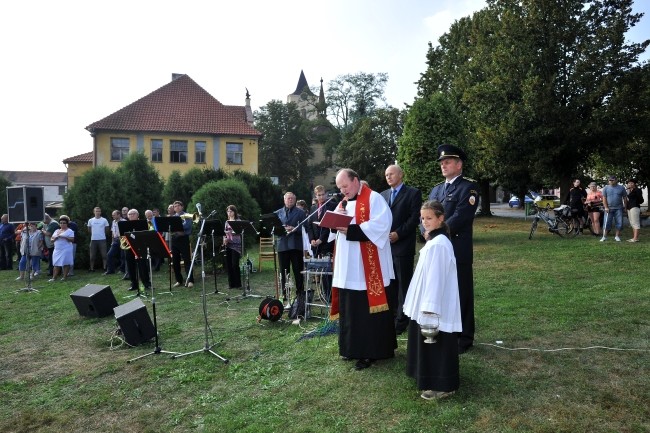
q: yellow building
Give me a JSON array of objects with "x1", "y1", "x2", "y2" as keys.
[{"x1": 68, "y1": 74, "x2": 262, "y2": 186}]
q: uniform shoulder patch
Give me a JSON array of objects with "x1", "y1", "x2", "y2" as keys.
[{"x1": 464, "y1": 177, "x2": 477, "y2": 183}]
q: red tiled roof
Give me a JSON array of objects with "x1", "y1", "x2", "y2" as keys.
[
  {"x1": 63, "y1": 151, "x2": 93, "y2": 163},
  {"x1": 86, "y1": 75, "x2": 261, "y2": 137}
]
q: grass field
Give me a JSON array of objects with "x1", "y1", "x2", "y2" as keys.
[{"x1": 1, "y1": 216, "x2": 648, "y2": 433}]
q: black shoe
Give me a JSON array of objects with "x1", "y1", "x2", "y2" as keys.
[
  {"x1": 458, "y1": 344, "x2": 473, "y2": 354},
  {"x1": 103, "y1": 271, "x2": 115, "y2": 275},
  {"x1": 354, "y1": 359, "x2": 373, "y2": 370},
  {"x1": 127, "y1": 286, "x2": 138, "y2": 291},
  {"x1": 121, "y1": 273, "x2": 129, "y2": 280},
  {"x1": 89, "y1": 269, "x2": 95, "y2": 272}
]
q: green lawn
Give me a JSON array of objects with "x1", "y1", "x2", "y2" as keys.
[{"x1": 1, "y1": 216, "x2": 648, "y2": 433}]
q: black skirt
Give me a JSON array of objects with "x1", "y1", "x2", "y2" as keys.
[
  {"x1": 338, "y1": 289, "x2": 397, "y2": 360},
  {"x1": 406, "y1": 319, "x2": 459, "y2": 392}
]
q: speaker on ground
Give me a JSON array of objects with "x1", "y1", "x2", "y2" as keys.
[
  {"x1": 70, "y1": 284, "x2": 118, "y2": 318},
  {"x1": 114, "y1": 298, "x2": 155, "y2": 346}
]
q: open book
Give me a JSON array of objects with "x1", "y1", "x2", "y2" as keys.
[{"x1": 315, "y1": 210, "x2": 353, "y2": 229}]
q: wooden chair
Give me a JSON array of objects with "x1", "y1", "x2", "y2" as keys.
[{"x1": 258, "y1": 237, "x2": 276, "y2": 272}]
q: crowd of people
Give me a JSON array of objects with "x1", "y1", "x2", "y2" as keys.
[
  {"x1": 2, "y1": 146, "x2": 646, "y2": 401},
  {"x1": 563, "y1": 175, "x2": 645, "y2": 242}
]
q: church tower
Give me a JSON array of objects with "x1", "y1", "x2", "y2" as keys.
[{"x1": 287, "y1": 70, "x2": 319, "y2": 120}]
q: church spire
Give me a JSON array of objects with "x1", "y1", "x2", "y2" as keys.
[
  {"x1": 291, "y1": 70, "x2": 314, "y2": 96},
  {"x1": 318, "y1": 77, "x2": 326, "y2": 117}
]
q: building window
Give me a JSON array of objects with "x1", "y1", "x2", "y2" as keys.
[
  {"x1": 226, "y1": 142, "x2": 243, "y2": 165},
  {"x1": 58, "y1": 185, "x2": 66, "y2": 195},
  {"x1": 110, "y1": 137, "x2": 130, "y2": 161},
  {"x1": 195, "y1": 141, "x2": 206, "y2": 164},
  {"x1": 151, "y1": 139, "x2": 163, "y2": 162},
  {"x1": 170, "y1": 140, "x2": 188, "y2": 163}
]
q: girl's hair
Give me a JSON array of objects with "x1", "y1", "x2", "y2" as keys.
[
  {"x1": 226, "y1": 205, "x2": 239, "y2": 219},
  {"x1": 296, "y1": 199, "x2": 307, "y2": 209},
  {"x1": 421, "y1": 200, "x2": 449, "y2": 235}
]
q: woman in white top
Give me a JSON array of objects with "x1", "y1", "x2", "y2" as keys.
[
  {"x1": 49, "y1": 215, "x2": 75, "y2": 282},
  {"x1": 403, "y1": 200, "x2": 462, "y2": 400}
]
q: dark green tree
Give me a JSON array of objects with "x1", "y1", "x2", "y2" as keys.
[
  {"x1": 336, "y1": 107, "x2": 404, "y2": 189},
  {"x1": 191, "y1": 178, "x2": 260, "y2": 247},
  {"x1": 232, "y1": 170, "x2": 283, "y2": 214},
  {"x1": 114, "y1": 152, "x2": 164, "y2": 213},
  {"x1": 416, "y1": 0, "x2": 649, "y2": 203},
  {"x1": 398, "y1": 93, "x2": 465, "y2": 196},
  {"x1": 255, "y1": 100, "x2": 313, "y2": 188}
]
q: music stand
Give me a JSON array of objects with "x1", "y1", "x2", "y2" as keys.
[
  {"x1": 124, "y1": 230, "x2": 178, "y2": 362},
  {"x1": 118, "y1": 220, "x2": 149, "y2": 298},
  {"x1": 227, "y1": 220, "x2": 261, "y2": 300},
  {"x1": 153, "y1": 216, "x2": 184, "y2": 294},
  {"x1": 203, "y1": 219, "x2": 224, "y2": 295}
]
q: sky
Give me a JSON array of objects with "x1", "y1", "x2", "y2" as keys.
[{"x1": 1, "y1": 0, "x2": 649, "y2": 173}]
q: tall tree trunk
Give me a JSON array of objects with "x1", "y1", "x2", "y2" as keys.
[{"x1": 478, "y1": 179, "x2": 491, "y2": 216}]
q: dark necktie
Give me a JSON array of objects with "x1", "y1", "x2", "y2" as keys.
[
  {"x1": 442, "y1": 183, "x2": 449, "y2": 200},
  {"x1": 390, "y1": 189, "x2": 397, "y2": 206},
  {"x1": 318, "y1": 205, "x2": 323, "y2": 220}
]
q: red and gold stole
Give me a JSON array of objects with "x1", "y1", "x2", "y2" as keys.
[{"x1": 330, "y1": 186, "x2": 389, "y2": 320}]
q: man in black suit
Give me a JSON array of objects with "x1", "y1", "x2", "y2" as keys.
[
  {"x1": 428, "y1": 144, "x2": 479, "y2": 353},
  {"x1": 275, "y1": 192, "x2": 307, "y2": 300},
  {"x1": 381, "y1": 165, "x2": 422, "y2": 335}
]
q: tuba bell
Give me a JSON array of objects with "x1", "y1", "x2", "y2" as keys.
[
  {"x1": 120, "y1": 235, "x2": 131, "y2": 250},
  {"x1": 179, "y1": 212, "x2": 201, "y2": 223}
]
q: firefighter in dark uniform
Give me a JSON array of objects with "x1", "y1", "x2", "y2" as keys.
[{"x1": 427, "y1": 144, "x2": 478, "y2": 353}]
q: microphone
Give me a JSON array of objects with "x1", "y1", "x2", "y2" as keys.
[{"x1": 196, "y1": 203, "x2": 203, "y2": 216}]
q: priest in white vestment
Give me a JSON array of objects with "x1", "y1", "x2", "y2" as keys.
[{"x1": 329, "y1": 168, "x2": 396, "y2": 371}]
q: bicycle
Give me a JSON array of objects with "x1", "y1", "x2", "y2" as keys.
[{"x1": 528, "y1": 202, "x2": 578, "y2": 239}]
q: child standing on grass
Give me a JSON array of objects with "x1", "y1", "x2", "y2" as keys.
[
  {"x1": 403, "y1": 200, "x2": 462, "y2": 400},
  {"x1": 17, "y1": 222, "x2": 43, "y2": 280}
]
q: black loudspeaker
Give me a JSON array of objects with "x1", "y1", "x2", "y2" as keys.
[
  {"x1": 70, "y1": 284, "x2": 118, "y2": 318},
  {"x1": 114, "y1": 298, "x2": 155, "y2": 346},
  {"x1": 7, "y1": 186, "x2": 44, "y2": 223}
]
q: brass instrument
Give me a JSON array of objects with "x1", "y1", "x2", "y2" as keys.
[
  {"x1": 179, "y1": 212, "x2": 201, "y2": 223},
  {"x1": 120, "y1": 235, "x2": 131, "y2": 250}
]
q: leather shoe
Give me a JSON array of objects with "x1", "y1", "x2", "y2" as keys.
[
  {"x1": 103, "y1": 271, "x2": 115, "y2": 275},
  {"x1": 354, "y1": 359, "x2": 373, "y2": 370},
  {"x1": 121, "y1": 273, "x2": 129, "y2": 280},
  {"x1": 186, "y1": 282, "x2": 194, "y2": 288},
  {"x1": 173, "y1": 282, "x2": 182, "y2": 288},
  {"x1": 127, "y1": 286, "x2": 138, "y2": 291}
]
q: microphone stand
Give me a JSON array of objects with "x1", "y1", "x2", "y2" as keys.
[{"x1": 173, "y1": 210, "x2": 228, "y2": 363}]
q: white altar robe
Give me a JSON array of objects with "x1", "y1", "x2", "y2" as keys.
[
  {"x1": 330, "y1": 189, "x2": 394, "y2": 291},
  {"x1": 403, "y1": 233, "x2": 462, "y2": 333}
]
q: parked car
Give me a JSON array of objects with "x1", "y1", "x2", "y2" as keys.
[
  {"x1": 534, "y1": 194, "x2": 561, "y2": 209},
  {"x1": 508, "y1": 195, "x2": 533, "y2": 208}
]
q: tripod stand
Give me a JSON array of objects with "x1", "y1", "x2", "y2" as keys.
[
  {"x1": 227, "y1": 220, "x2": 262, "y2": 301},
  {"x1": 173, "y1": 211, "x2": 228, "y2": 363},
  {"x1": 124, "y1": 230, "x2": 179, "y2": 362},
  {"x1": 16, "y1": 227, "x2": 38, "y2": 293}
]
